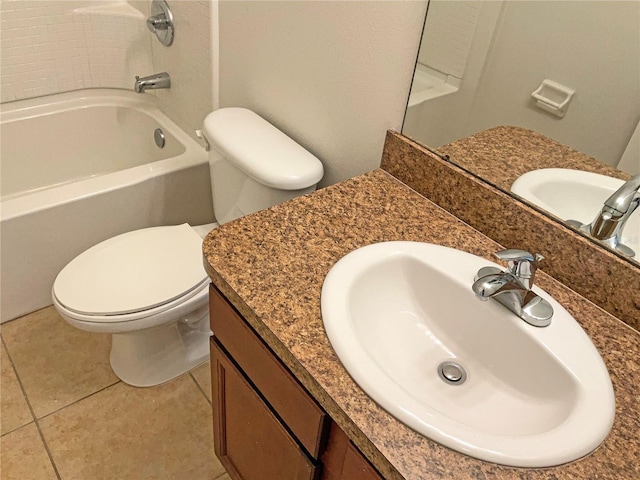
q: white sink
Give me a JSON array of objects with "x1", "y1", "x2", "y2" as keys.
[
  {"x1": 511, "y1": 168, "x2": 639, "y2": 257},
  {"x1": 321, "y1": 242, "x2": 615, "y2": 467}
]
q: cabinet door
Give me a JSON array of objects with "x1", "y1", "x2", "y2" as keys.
[
  {"x1": 341, "y1": 443, "x2": 385, "y2": 480},
  {"x1": 211, "y1": 339, "x2": 319, "y2": 480},
  {"x1": 209, "y1": 284, "x2": 328, "y2": 458},
  {"x1": 322, "y1": 422, "x2": 384, "y2": 480}
]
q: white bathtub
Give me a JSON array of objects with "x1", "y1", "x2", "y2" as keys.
[{"x1": 1, "y1": 89, "x2": 213, "y2": 322}]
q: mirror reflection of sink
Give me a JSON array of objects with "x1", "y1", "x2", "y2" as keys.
[
  {"x1": 511, "y1": 168, "x2": 639, "y2": 257},
  {"x1": 321, "y1": 242, "x2": 615, "y2": 467}
]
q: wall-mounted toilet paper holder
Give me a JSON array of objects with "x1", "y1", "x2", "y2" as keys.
[{"x1": 531, "y1": 79, "x2": 575, "y2": 118}]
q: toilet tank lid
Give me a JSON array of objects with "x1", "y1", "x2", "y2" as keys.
[{"x1": 203, "y1": 108, "x2": 324, "y2": 190}]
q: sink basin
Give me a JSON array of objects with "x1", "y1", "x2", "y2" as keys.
[
  {"x1": 321, "y1": 242, "x2": 615, "y2": 467},
  {"x1": 511, "y1": 168, "x2": 639, "y2": 257}
]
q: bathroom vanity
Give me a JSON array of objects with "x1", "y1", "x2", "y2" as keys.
[
  {"x1": 203, "y1": 133, "x2": 640, "y2": 479},
  {"x1": 209, "y1": 284, "x2": 383, "y2": 480}
]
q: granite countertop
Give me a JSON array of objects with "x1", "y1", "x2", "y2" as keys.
[
  {"x1": 438, "y1": 126, "x2": 630, "y2": 192},
  {"x1": 203, "y1": 169, "x2": 640, "y2": 480}
]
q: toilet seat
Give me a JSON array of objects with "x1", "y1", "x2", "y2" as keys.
[{"x1": 53, "y1": 224, "x2": 209, "y2": 325}]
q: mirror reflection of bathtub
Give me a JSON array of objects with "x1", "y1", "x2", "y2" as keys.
[{"x1": 0, "y1": 89, "x2": 214, "y2": 323}]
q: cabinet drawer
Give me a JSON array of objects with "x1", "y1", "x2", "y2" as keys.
[
  {"x1": 209, "y1": 284, "x2": 328, "y2": 458},
  {"x1": 211, "y1": 340, "x2": 319, "y2": 480}
]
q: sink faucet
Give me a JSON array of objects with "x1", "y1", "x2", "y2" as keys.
[
  {"x1": 472, "y1": 249, "x2": 553, "y2": 327},
  {"x1": 567, "y1": 174, "x2": 640, "y2": 256},
  {"x1": 134, "y1": 72, "x2": 171, "y2": 93}
]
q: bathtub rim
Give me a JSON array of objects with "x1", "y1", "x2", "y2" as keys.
[
  {"x1": 1, "y1": 89, "x2": 209, "y2": 222},
  {"x1": 2, "y1": 88, "x2": 169, "y2": 123}
]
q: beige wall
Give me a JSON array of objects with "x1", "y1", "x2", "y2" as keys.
[
  {"x1": 218, "y1": 1, "x2": 427, "y2": 187},
  {"x1": 405, "y1": 0, "x2": 640, "y2": 167},
  {"x1": 470, "y1": 1, "x2": 639, "y2": 166}
]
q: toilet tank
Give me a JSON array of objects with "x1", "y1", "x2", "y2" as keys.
[{"x1": 202, "y1": 108, "x2": 324, "y2": 224}]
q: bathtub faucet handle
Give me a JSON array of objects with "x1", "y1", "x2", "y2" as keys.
[
  {"x1": 146, "y1": 0, "x2": 174, "y2": 47},
  {"x1": 147, "y1": 14, "x2": 171, "y2": 33}
]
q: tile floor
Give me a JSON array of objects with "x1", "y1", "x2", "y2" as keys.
[{"x1": 1, "y1": 306, "x2": 229, "y2": 480}]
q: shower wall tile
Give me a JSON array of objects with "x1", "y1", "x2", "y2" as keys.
[
  {"x1": 0, "y1": 0, "x2": 213, "y2": 142},
  {"x1": 0, "y1": 0, "x2": 153, "y2": 103},
  {"x1": 149, "y1": 0, "x2": 213, "y2": 140},
  {"x1": 417, "y1": 0, "x2": 481, "y2": 79}
]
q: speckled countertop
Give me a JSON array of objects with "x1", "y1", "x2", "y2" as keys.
[
  {"x1": 203, "y1": 169, "x2": 640, "y2": 480},
  {"x1": 438, "y1": 126, "x2": 630, "y2": 192}
]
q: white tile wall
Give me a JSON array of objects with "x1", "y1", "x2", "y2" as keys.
[
  {"x1": 148, "y1": 0, "x2": 212, "y2": 140},
  {"x1": 0, "y1": 0, "x2": 214, "y2": 142},
  {"x1": 418, "y1": 1, "x2": 482, "y2": 80},
  {"x1": 0, "y1": 0, "x2": 153, "y2": 103}
]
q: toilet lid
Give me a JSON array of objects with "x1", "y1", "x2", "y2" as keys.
[{"x1": 53, "y1": 224, "x2": 208, "y2": 317}]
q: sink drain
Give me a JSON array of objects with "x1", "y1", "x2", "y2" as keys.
[{"x1": 437, "y1": 361, "x2": 467, "y2": 385}]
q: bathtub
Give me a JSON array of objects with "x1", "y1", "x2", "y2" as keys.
[{"x1": 1, "y1": 89, "x2": 213, "y2": 323}]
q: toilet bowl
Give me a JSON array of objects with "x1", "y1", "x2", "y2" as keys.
[{"x1": 52, "y1": 109, "x2": 323, "y2": 387}]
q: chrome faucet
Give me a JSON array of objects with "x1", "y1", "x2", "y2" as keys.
[
  {"x1": 472, "y1": 249, "x2": 553, "y2": 327},
  {"x1": 134, "y1": 72, "x2": 171, "y2": 93},
  {"x1": 567, "y1": 174, "x2": 640, "y2": 257}
]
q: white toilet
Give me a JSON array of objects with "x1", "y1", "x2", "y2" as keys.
[{"x1": 52, "y1": 108, "x2": 323, "y2": 387}]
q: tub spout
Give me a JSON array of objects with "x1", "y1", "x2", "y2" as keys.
[{"x1": 134, "y1": 72, "x2": 171, "y2": 93}]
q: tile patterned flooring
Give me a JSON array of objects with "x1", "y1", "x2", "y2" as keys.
[{"x1": 0, "y1": 306, "x2": 229, "y2": 480}]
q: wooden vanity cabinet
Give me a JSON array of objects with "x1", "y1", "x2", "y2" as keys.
[
  {"x1": 321, "y1": 423, "x2": 385, "y2": 480},
  {"x1": 209, "y1": 285, "x2": 384, "y2": 480},
  {"x1": 211, "y1": 341, "x2": 319, "y2": 480}
]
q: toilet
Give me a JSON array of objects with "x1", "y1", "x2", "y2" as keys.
[{"x1": 52, "y1": 108, "x2": 323, "y2": 387}]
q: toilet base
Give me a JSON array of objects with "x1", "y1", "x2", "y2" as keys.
[{"x1": 109, "y1": 304, "x2": 210, "y2": 387}]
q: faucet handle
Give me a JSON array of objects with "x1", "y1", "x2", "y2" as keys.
[
  {"x1": 495, "y1": 249, "x2": 544, "y2": 289},
  {"x1": 147, "y1": 14, "x2": 170, "y2": 33}
]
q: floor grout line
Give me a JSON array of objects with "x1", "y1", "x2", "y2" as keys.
[
  {"x1": 2, "y1": 320, "x2": 222, "y2": 479},
  {"x1": 0, "y1": 419, "x2": 35, "y2": 438},
  {"x1": 35, "y1": 379, "x2": 122, "y2": 422},
  {"x1": 1, "y1": 334, "x2": 37, "y2": 421},
  {"x1": 190, "y1": 367, "x2": 228, "y2": 479},
  {"x1": 33, "y1": 420, "x2": 63, "y2": 480},
  {"x1": 189, "y1": 370, "x2": 212, "y2": 406},
  {"x1": 1, "y1": 335, "x2": 62, "y2": 480}
]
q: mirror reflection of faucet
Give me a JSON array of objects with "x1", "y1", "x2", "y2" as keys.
[
  {"x1": 134, "y1": 72, "x2": 171, "y2": 93},
  {"x1": 472, "y1": 249, "x2": 553, "y2": 327},
  {"x1": 567, "y1": 174, "x2": 640, "y2": 256}
]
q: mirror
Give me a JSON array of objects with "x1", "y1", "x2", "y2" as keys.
[{"x1": 402, "y1": 0, "x2": 640, "y2": 265}]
